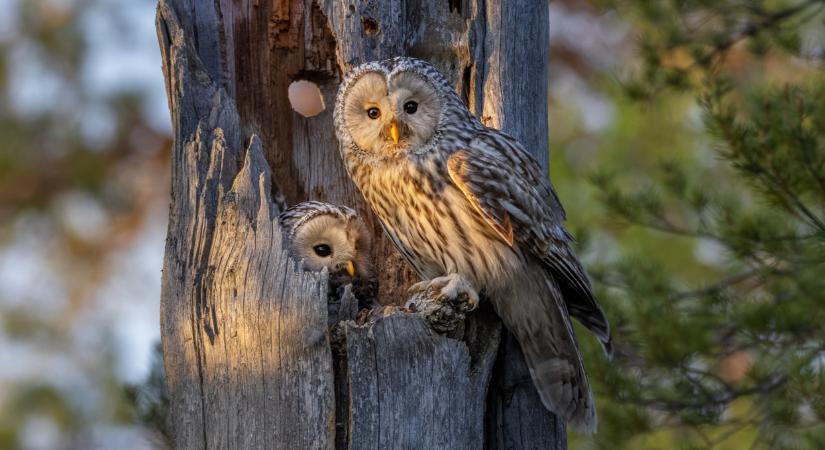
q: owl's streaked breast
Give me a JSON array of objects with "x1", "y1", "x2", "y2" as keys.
[{"x1": 354, "y1": 153, "x2": 522, "y2": 291}]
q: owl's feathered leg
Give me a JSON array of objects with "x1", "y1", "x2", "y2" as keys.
[
  {"x1": 407, "y1": 273, "x2": 479, "y2": 306},
  {"x1": 492, "y1": 262, "x2": 597, "y2": 434},
  {"x1": 406, "y1": 273, "x2": 479, "y2": 335}
]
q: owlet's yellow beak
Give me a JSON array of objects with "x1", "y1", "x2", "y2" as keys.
[
  {"x1": 346, "y1": 260, "x2": 356, "y2": 277},
  {"x1": 389, "y1": 120, "x2": 400, "y2": 145}
]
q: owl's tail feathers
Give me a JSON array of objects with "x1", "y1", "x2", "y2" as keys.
[
  {"x1": 497, "y1": 265, "x2": 598, "y2": 433},
  {"x1": 519, "y1": 324, "x2": 598, "y2": 434},
  {"x1": 583, "y1": 317, "x2": 613, "y2": 360},
  {"x1": 547, "y1": 248, "x2": 613, "y2": 360},
  {"x1": 566, "y1": 296, "x2": 613, "y2": 360}
]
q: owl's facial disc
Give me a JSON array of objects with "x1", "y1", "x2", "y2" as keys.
[
  {"x1": 291, "y1": 215, "x2": 355, "y2": 274},
  {"x1": 344, "y1": 71, "x2": 441, "y2": 157}
]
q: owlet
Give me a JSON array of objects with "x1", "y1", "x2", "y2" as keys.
[{"x1": 278, "y1": 201, "x2": 376, "y2": 310}]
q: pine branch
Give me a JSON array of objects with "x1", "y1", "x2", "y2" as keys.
[{"x1": 668, "y1": 269, "x2": 765, "y2": 301}]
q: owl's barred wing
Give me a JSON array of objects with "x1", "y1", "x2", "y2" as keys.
[
  {"x1": 448, "y1": 157, "x2": 515, "y2": 246},
  {"x1": 447, "y1": 131, "x2": 612, "y2": 357}
]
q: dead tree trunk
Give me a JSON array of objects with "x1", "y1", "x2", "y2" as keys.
[{"x1": 156, "y1": 0, "x2": 562, "y2": 448}]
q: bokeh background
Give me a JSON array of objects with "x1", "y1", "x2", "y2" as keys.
[
  {"x1": 0, "y1": 0, "x2": 823, "y2": 449},
  {"x1": 0, "y1": 0, "x2": 169, "y2": 447}
]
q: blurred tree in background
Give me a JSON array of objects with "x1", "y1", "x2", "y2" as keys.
[
  {"x1": 550, "y1": 1, "x2": 825, "y2": 448},
  {"x1": 0, "y1": 0, "x2": 170, "y2": 448}
]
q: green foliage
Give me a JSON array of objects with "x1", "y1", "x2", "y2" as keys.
[
  {"x1": 125, "y1": 342, "x2": 171, "y2": 447},
  {"x1": 596, "y1": 0, "x2": 825, "y2": 99},
  {"x1": 567, "y1": 1, "x2": 825, "y2": 448}
]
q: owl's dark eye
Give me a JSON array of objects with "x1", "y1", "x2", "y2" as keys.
[
  {"x1": 404, "y1": 101, "x2": 418, "y2": 114},
  {"x1": 313, "y1": 244, "x2": 332, "y2": 257},
  {"x1": 366, "y1": 107, "x2": 381, "y2": 119}
]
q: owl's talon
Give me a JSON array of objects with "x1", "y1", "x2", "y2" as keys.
[
  {"x1": 408, "y1": 273, "x2": 477, "y2": 307},
  {"x1": 405, "y1": 274, "x2": 479, "y2": 334}
]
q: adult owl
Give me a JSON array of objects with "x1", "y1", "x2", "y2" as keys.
[
  {"x1": 333, "y1": 57, "x2": 611, "y2": 432},
  {"x1": 278, "y1": 201, "x2": 376, "y2": 309}
]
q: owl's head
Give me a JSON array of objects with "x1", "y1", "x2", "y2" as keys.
[
  {"x1": 278, "y1": 201, "x2": 373, "y2": 279},
  {"x1": 334, "y1": 58, "x2": 468, "y2": 160}
]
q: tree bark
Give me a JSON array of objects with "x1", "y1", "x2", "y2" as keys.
[{"x1": 157, "y1": 0, "x2": 562, "y2": 448}]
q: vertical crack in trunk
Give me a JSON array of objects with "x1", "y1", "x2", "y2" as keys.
[{"x1": 330, "y1": 325, "x2": 352, "y2": 449}]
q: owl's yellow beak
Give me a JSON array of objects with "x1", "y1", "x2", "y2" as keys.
[
  {"x1": 389, "y1": 120, "x2": 400, "y2": 145},
  {"x1": 346, "y1": 260, "x2": 357, "y2": 277}
]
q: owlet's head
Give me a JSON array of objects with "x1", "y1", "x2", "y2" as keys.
[
  {"x1": 335, "y1": 58, "x2": 458, "y2": 159},
  {"x1": 278, "y1": 201, "x2": 373, "y2": 279}
]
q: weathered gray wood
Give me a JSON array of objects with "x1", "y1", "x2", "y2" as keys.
[
  {"x1": 157, "y1": 4, "x2": 334, "y2": 449},
  {"x1": 157, "y1": 0, "x2": 563, "y2": 448},
  {"x1": 344, "y1": 314, "x2": 499, "y2": 450},
  {"x1": 474, "y1": 0, "x2": 550, "y2": 171}
]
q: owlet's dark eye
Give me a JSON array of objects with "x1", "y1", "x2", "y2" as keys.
[
  {"x1": 404, "y1": 101, "x2": 418, "y2": 114},
  {"x1": 313, "y1": 244, "x2": 332, "y2": 257},
  {"x1": 366, "y1": 107, "x2": 381, "y2": 119}
]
